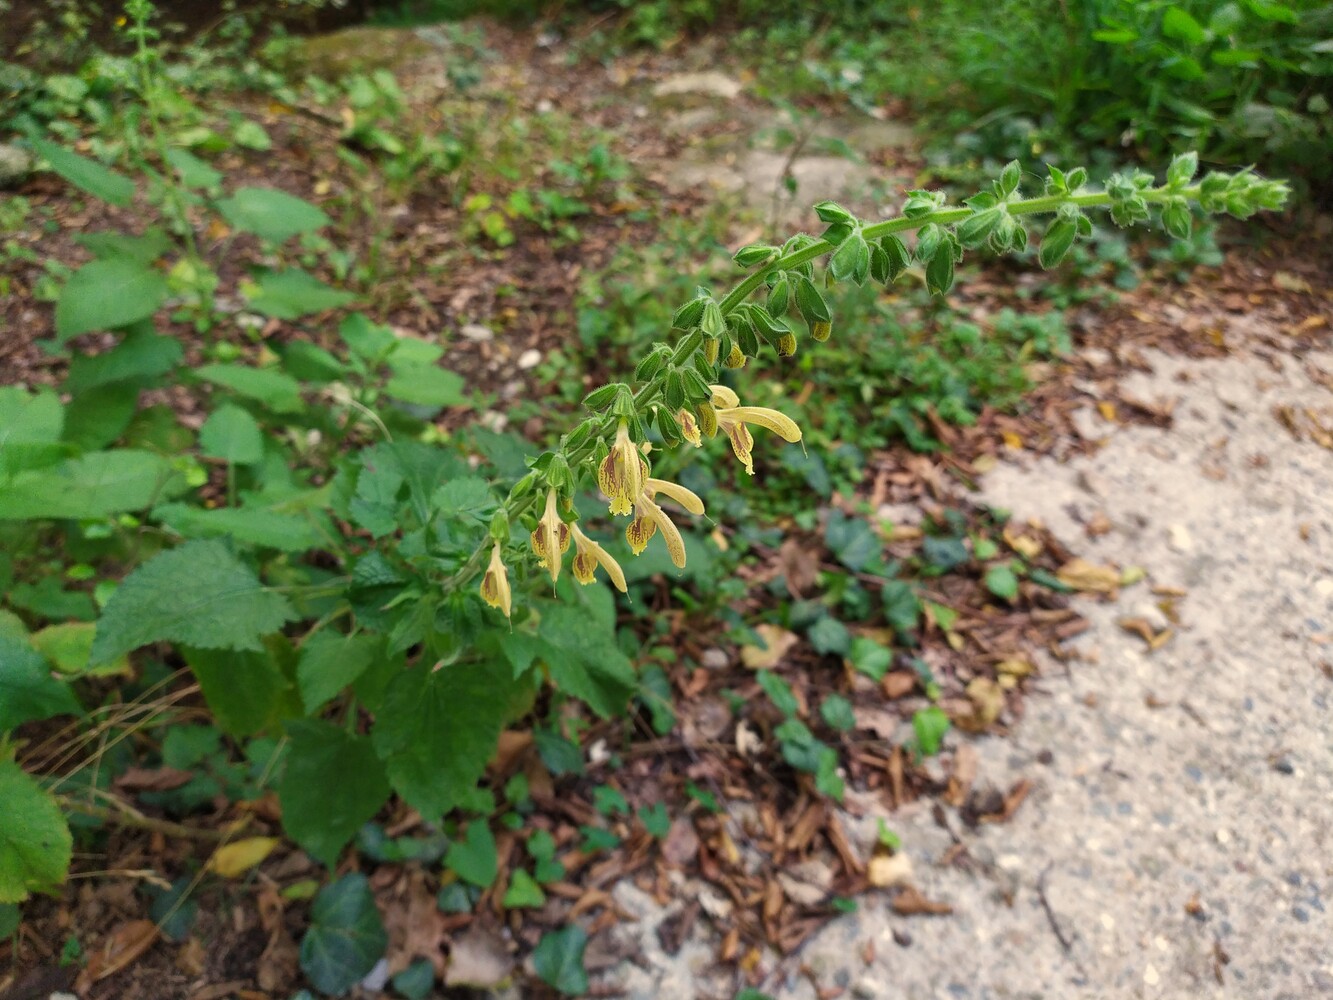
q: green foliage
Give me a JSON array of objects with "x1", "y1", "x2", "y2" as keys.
[
  {"x1": 0, "y1": 757, "x2": 73, "y2": 903},
  {"x1": 533, "y1": 925, "x2": 590, "y2": 996},
  {"x1": 299, "y1": 874, "x2": 388, "y2": 996},
  {"x1": 0, "y1": 635, "x2": 83, "y2": 731},
  {"x1": 912, "y1": 706, "x2": 952, "y2": 757}
]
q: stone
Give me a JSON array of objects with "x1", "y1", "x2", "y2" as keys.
[
  {"x1": 651, "y1": 71, "x2": 743, "y2": 101},
  {"x1": 0, "y1": 143, "x2": 32, "y2": 189},
  {"x1": 459, "y1": 323, "x2": 494, "y2": 343},
  {"x1": 517, "y1": 348, "x2": 542, "y2": 370}
]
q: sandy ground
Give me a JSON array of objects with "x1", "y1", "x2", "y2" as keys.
[{"x1": 601, "y1": 341, "x2": 1333, "y2": 1000}]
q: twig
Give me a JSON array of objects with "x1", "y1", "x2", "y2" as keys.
[
  {"x1": 1036, "y1": 863, "x2": 1074, "y2": 953},
  {"x1": 60, "y1": 797, "x2": 232, "y2": 842}
]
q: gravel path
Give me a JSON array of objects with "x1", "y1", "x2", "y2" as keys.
[{"x1": 606, "y1": 342, "x2": 1333, "y2": 1000}]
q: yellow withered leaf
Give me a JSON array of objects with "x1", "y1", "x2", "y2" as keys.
[
  {"x1": 1056, "y1": 558, "x2": 1121, "y2": 593},
  {"x1": 207, "y1": 837, "x2": 279, "y2": 878}
]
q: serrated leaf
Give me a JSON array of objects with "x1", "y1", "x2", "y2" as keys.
[
  {"x1": 0, "y1": 634, "x2": 82, "y2": 731},
  {"x1": 281, "y1": 720, "x2": 391, "y2": 868},
  {"x1": 371, "y1": 663, "x2": 516, "y2": 820},
  {"x1": 55, "y1": 258, "x2": 170, "y2": 340},
  {"x1": 153, "y1": 503, "x2": 324, "y2": 553},
  {"x1": 0, "y1": 450, "x2": 186, "y2": 521},
  {"x1": 90, "y1": 540, "x2": 297, "y2": 665},
  {"x1": 244, "y1": 269, "x2": 356, "y2": 320},
  {"x1": 384, "y1": 365, "x2": 465, "y2": 408},
  {"x1": 0, "y1": 757, "x2": 72, "y2": 903},
  {"x1": 216, "y1": 187, "x2": 331, "y2": 244},
  {"x1": 536, "y1": 603, "x2": 636, "y2": 718},
  {"x1": 199, "y1": 404, "x2": 263, "y2": 465},
  {"x1": 184, "y1": 643, "x2": 300, "y2": 735},
  {"x1": 300, "y1": 874, "x2": 388, "y2": 996},
  {"x1": 194, "y1": 363, "x2": 304, "y2": 414},
  {"x1": 444, "y1": 822, "x2": 497, "y2": 888},
  {"x1": 533, "y1": 926, "x2": 589, "y2": 996},
  {"x1": 32, "y1": 139, "x2": 134, "y2": 206},
  {"x1": 297, "y1": 633, "x2": 381, "y2": 713},
  {"x1": 65, "y1": 327, "x2": 182, "y2": 393}
]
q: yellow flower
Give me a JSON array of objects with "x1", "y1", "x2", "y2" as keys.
[
  {"x1": 529, "y1": 488, "x2": 570, "y2": 583},
  {"x1": 571, "y1": 523, "x2": 627, "y2": 592},
  {"x1": 597, "y1": 421, "x2": 643, "y2": 516},
  {"x1": 625, "y1": 477, "x2": 705, "y2": 569},
  {"x1": 479, "y1": 541, "x2": 512, "y2": 617},
  {"x1": 709, "y1": 385, "x2": 803, "y2": 475},
  {"x1": 678, "y1": 408, "x2": 702, "y2": 447}
]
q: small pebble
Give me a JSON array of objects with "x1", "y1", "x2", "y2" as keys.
[
  {"x1": 517, "y1": 348, "x2": 542, "y2": 369},
  {"x1": 1144, "y1": 963, "x2": 1160, "y2": 986},
  {"x1": 1272, "y1": 755, "x2": 1295, "y2": 775},
  {"x1": 1167, "y1": 524, "x2": 1194, "y2": 553},
  {"x1": 892, "y1": 928, "x2": 912, "y2": 948},
  {"x1": 1292, "y1": 906, "x2": 1309, "y2": 923},
  {"x1": 459, "y1": 323, "x2": 494, "y2": 342},
  {"x1": 700, "y1": 647, "x2": 729, "y2": 670}
]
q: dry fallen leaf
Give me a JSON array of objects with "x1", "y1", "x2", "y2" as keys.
[
  {"x1": 1003, "y1": 524, "x2": 1043, "y2": 560},
  {"x1": 207, "y1": 837, "x2": 280, "y2": 879},
  {"x1": 891, "y1": 886, "x2": 952, "y2": 916},
  {"x1": 867, "y1": 852, "x2": 913, "y2": 889},
  {"x1": 740, "y1": 624, "x2": 799, "y2": 670},
  {"x1": 1056, "y1": 558, "x2": 1121, "y2": 593},
  {"x1": 445, "y1": 926, "x2": 514, "y2": 989},
  {"x1": 964, "y1": 677, "x2": 1005, "y2": 729},
  {"x1": 79, "y1": 919, "x2": 159, "y2": 987}
]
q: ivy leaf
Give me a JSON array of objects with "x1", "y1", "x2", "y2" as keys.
[
  {"x1": 985, "y1": 564, "x2": 1020, "y2": 601},
  {"x1": 372, "y1": 664, "x2": 516, "y2": 820},
  {"x1": 0, "y1": 635, "x2": 82, "y2": 732},
  {"x1": 881, "y1": 580, "x2": 922, "y2": 638},
  {"x1": 299, "y1": 874, "x2": 388, "y2": 996},
  {"x1": 533, "y1": 926, "x2": 589, "y2": 996},
  {"x1": 0, "y1": 757, "x2": 72, "y2": 903},
  {"x1": 280, "y1": 720, "x2": 391, "y2": 869},
  {"x1": 912, "y1": 706, "x2": 951, "y2": 757},
  {"x1": 502, "y1": 869, "x2": 546, "y2": 909},
  {"x1": 848, "y1": 636, "x2": 892, "y2": 681},
  {"x1": 90, "y1": 540, "x2": 297, "y2": 665},
  {"x1": 820, "y1": 693, "x2": 856, "y2": 732},
  {"x1": 445, "y1": 822, "x2": 497, "y2": 888},
  {"x1": 807, "y1": 616, "x2": 850, "y2": 656}
]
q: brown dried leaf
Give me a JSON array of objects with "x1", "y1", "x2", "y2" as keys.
[
  {"x1": 661, "y1": 817, "x2": 700, "y2": 867},
  {"x1": 739, "y1": 624, "x2": 799, "y2": 670},
  {"x1": 891, "y1": 886, "x2": 952, "y2": 916},
  {"x1": 80, "y1": 919, "x2": 158, "y2": 986},
  {"x1": 1056, "y1": 558, "x2": 1121, "y2": 593}
]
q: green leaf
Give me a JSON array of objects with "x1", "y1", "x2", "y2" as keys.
[
  {"x1": 30, "y1": 622, "x2": 131, "y2": 678},
  {"x1": 244, "y1": 269, "x2": 356, "y2": 320},
  {"x1": 339, "y1": 314, "x2": 396, "y2": 361},
  {"x1": 0, "y1": 757, "x2": 72, "y2": 903},
  {"x1": 502, "y1": 869, "x2": 546, "y2": 909},
  {"x1": 233, "y1": 119, "x2": 272, "y2": 150},
  {"x1": 0, "y1": 450, "x2": 186, "y2": 521},
  {"x1": 881, "y1": 580, "x2": 921, "y2": 637},
  {"x1": 297, "y1": 633, "x2": 381, "y2": 714},
  {"x1": 1162, "y1": 7, "x2": 1206, "y2": 45},
  {"x1": 1038, "y1": 217, "x2": 1077, "y2": 269},
  {"x1": 216, "y1": 187, "x2": 331, "y2": 244},
  {"x1": 153, "y1": 504, "x2": 324, "y2": 553},
  {"x1": 638, "y1": 802, "x2": 670, "y2": 838},
  {"x1": 922, "y1": 536, "x2": 969, "y2": 572},
  {"x1": 199, "y1": 404, "x2": 263, "y2": 465},
  {"x1": 0, "y1": 387, "x2": 65, "y2": 477},
  {"x1": 55, "y1": 259, "x2": 169, "y2": 340},
  {"x1": 912, "y1": 706, "x2": 950, "y2": 757},
  {"x1": 194, "y1": 363, "x2": 304, "y2": 414},
  {"x1": 444, "y1": 822, "x2": 497, "y2": 888},
  {"x1": 90, "y1": 540, "x2": 297, "y2": 665},
  {"x1": 65, "y1": 327, "x2": 182, "y2": 393},
  {"x1": 0, "y1": 634, "x2": 82, "y2": 731},
  {"x1": 533, "y1": 926, "x2": 589, "y2": 996},
  {"x1": 280, "y1": 720, "x2": 391, "y2": 868},
  {"x1": 31, "y1": 139, "x2": 134, "y2": 206},
  {"x1": 985, "y1": 564, "x2": 1020, "y2": 601},
  {"x1": 391, "y1": 960, "x2": 435, "y2": 1000},
  {"x1": 183, "y1": 644, "x2": 299, "y2": 736},
  {"x1": 280, "y1": 341, "x2": 346, "y2": 383},
  {"x1": 757, "y1": 670, "x2": 798, "y2": 717},
  {"x1": 76, "y1": 229, "x2": 172, "y2": 264},
  {"x1": 0, "y1": 903, "x2": 20, "y2": 937},
  {"x1": 371, "y1": 664, "x2": 516, "y2": 820},
  {"x1": 384, "y1": 366, "x2": 465, "y2": 408},
  {"x1": 164, "y1": 148, "x2": 222, "y2": 189},
  {"x1": 61, "y1": 383, "x2": 138, "y2": 451},
  {"x1": 848, "y1": 636, "x2": 892, "y2": 681},
  {"x1": 536, "y1": 602, "x2": 636, "y2": 718},
  {"x1": 807, "y1": 616, "x2": 850, "y2": 657},
  {"x1": 820, "y1": 693, "x2": 855, "y2": 732},
  {"x1": 300, "y1": 874, "x2": 388, "y2": 996}
]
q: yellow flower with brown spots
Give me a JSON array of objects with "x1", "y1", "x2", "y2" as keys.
[
  {"x1": 597, "y1": 421, "x2": 644, "y2": 516},
  {"x1": 625, "y1": 477, "x2": 705, "y2": 569},
  {"x1": 570, "y1": 523, "x2": 627, "y2": 592},
  {"x1": 709, "y1": 385, "x2": 803, "y2": 475},
  {"x1": 529, "y1": 488, "x2": 571, "y2": 583}
]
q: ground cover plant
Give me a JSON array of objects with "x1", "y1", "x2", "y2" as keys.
[{"x1": 0, "y1": 3, "x2": 1310, "y2": 998}]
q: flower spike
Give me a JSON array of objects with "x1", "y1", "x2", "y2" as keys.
[
  {"x1": 571, "y1": 523, "x2": 627, "y2": 592},
  {"x1": 598, "y1": 420, "x2": 644, "y2": 516},
  {"x1": 529, "y1": 488, "x2": 570, "y2": 583},
  {"x1": 479, "y1": 541, "x2": 512, "y2": 617}
]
